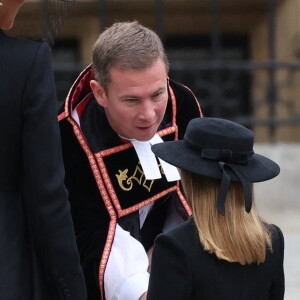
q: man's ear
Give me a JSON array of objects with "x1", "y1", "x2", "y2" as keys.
[{"x1": 90, "y1": 80, "x2": 107, "y2": 107}]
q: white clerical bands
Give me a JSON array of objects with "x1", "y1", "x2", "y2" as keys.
[{"x1": 123, "y1": 135, "x2": 181, "y2": 182}]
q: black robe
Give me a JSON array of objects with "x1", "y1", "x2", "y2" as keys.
[{"x1": 59, "y1": 65, "x2": 202, "y2": 299}]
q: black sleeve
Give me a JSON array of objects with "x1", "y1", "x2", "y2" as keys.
[
  {"x1": 268, "y1": 224, "x2": 285, "y2": 300},
  {"x1": 22, "y1": 42, "x2": 87, "y2": 300},
  {"x1": 147, "y1": 232, "x2": 192, "y2": 300}
]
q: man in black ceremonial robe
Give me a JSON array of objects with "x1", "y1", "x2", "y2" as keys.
[{"x1": 59, "y1": 21, "x2": 203, "y2": 300}]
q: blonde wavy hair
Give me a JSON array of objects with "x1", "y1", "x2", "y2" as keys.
[{"x1": 180, "y1": 170, "x2": 272, "y2": 265}]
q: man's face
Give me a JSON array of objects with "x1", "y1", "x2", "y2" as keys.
[{"x1": 91, "y1": 58, "x2": 168, "y2": 141}]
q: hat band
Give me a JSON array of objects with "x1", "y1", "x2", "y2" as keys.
[
  {"x1": 185, "y1": 142, "x2": 254, "y2": 215},
  {"x1": 217, "y1": 162, "x2": 252, "y2": 216},
  {"x1": 200, "y1": 148, "x2": 253, "y2": 165}
]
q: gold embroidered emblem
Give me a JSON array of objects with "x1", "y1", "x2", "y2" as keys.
[{"x1": 116, "y1": 164, "x2": 155, "y2": 192}]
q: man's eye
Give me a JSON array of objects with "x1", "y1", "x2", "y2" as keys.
[
  {"x1": 152, "y1": 91, "x2": 165, "y2": 101},
  {"x1": 125, "y1": 98, "x2": 138, "y2": 103}
]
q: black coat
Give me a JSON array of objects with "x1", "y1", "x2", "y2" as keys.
[
  {"x1": 0, "y1": 30, "x2": 86, "y2": 299},
  {"x1": 148, "y1": 218, "x2": 285, "y2": 300}
]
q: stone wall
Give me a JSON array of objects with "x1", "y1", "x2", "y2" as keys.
[{"x1": 254, "y1": 143, "x2": 300, "y2": 231}]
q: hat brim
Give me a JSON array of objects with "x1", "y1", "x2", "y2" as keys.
[{"x1": 152, "y1": 141, "x2": 280, "y2": 182}]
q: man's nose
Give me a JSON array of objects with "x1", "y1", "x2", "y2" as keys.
[{"x1": 139, "y1": 101, "x2": 155, "y2": 121}]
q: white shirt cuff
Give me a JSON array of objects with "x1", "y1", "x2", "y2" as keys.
[{"x1": 115, "y1": 271, "x2": 149, "y2": 300}]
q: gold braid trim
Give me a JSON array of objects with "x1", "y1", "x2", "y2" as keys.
[
  {"x1": 66, "y1": 117, "x2": 117, "y2": 300},
  {"x1": 168, "y1": 81, "x2": 179, "y2": 140},
  {"x1": 176, "y1": 183, "x2": 192, "y2": 216},
  {"x1": 98, "y1": 219, "x2": 117, "y2": 300},
  {"x1": 119, "y1": 186, "x2": 178, "y2": 217},
  {"x1": 68, "y1": 117, "x2": 116, "y2": 218}
]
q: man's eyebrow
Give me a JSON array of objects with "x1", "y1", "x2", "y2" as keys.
[
  {"x1": 120, "y1": 94, "x2": 141, "y2": 100},
  {"x1": 119, "y1": 87, "x2": 167, "y2": 100}
]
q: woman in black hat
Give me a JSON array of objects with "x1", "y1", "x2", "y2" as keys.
[
  {"x1": 147, "y1": 117, "x2": 284, "y2": 300},
  {"x1": 0, "y1": 1, "x2": 86, "y2": 299}
]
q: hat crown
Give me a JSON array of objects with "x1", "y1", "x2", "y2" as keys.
[{"x1": 185, "y1": 118, "x2": 253, "y2": 155}]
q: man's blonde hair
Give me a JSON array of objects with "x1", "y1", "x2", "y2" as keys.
[
  {"x1": 180, "y1": 170, "x2": 272, "y2": 265},
  {"x1": 92, "y1": 21, "x2": 169, "y2": 90}
]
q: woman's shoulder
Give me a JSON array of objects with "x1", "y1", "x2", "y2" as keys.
[
  {"x1": 267, "y1": 223, "x2": 284, "y2": 241},
  {"x1": 1, "y1": 32, "x2": 49, "y2": 60},
  {"x1": 266, "y1": 223, "x2": 285, "y2": 258},
  {"x1": 159, "y1": 217, "x2": 198, "y2": 243},
  {"x1": 1, "y1": 33, "x2": 52, "y2": 78},
  {"x1": 2, "y1": 31, "x2": 40, "y2": 46}
]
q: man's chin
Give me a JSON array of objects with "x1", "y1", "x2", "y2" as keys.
[
  {"x1": 130, "y1": 128, "x2": 155, "y2": 141},
  {"x1": 136, "y1": 131, "x2": 157, "y2": 141}
]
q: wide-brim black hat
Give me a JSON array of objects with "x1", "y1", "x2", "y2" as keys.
[{"x1": 152, "y1": 117, "x2": 280, "y2": 215}]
